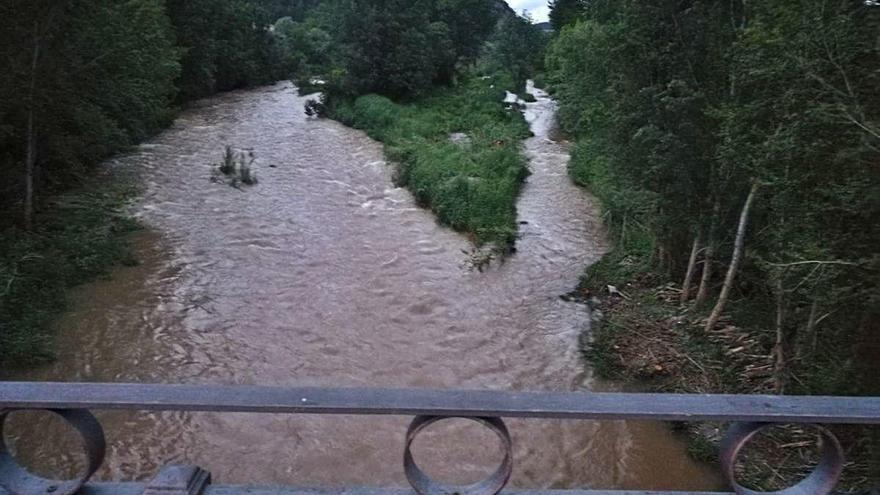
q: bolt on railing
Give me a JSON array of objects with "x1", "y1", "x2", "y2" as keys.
[{"x1": 0, "y1": 382, "x2": 878, "y2": 495}]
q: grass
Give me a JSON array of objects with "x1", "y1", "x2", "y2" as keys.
[
  {"x1": 0, "y1": 178, "x2": 140, "y2": 368},
  {"x1": 328, "y1": 73, "x2": 532, "y2": 250}
]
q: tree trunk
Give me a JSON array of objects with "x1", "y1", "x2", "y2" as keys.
[
  {"x1": 772, "y1": 275, "x2": 789, "y2": 394},
  {"x1": 695, "y1": 200, "x2": 720, "y2": 307},
  {"x1": 24, "y1": 20, "x2": 41, "y2": 231},
  {"x1": 24, "y1": 110, "x2": 35, "y2": 230},
  {"x1": 695, "y1": 243, "x2": 713, "y2": 306},
  {"x1": 704, "y1": 182, "x2": 760, "y2": 332},
  {"x1": 657, "y1": 244, "x2": 666, "y2": 271},
  {"x1": 805, "y1": 298, "x2": 820, "y2": 356},
  {"x1": 680, "y1": 234, "x2": 702, "y2": 305}
]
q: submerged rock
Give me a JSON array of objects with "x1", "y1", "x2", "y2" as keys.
[{"x1": 448, "y1": 132, "x2": 472, "y2": 148}]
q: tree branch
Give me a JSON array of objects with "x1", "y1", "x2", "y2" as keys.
[{"x1": 768, "y1": 260, "x2": 858, "y2": 268}]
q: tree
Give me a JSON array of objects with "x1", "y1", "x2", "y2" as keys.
[
  {"x1": 257, "y1": 0, "x2": 323, "y2": 21},
  {"x1": 548, "y1": 0, "x2": 584, "y2": 31},
  {"x1": 435, "y1": 0, "x2": 497, "y2": 65},
  {"x1": 0, "y1": 0, "x2": 180, "y2": 226},
  {"x1": 166, "y1": 0, "x2": 278, "y2": 100},
  {"x1": 544, "y1": 0, "x2": 879, "y2": 397},
  {"x1": 483, "y1": 12, "x2": 546, "y2": 89},
  {"x1": 326, "y1": 0, "x2": 499, "y2": 99}
]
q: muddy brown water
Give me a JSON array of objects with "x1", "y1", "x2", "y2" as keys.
[{"x1": 3, "y1": 82, "x2": 723, "y2": 491}]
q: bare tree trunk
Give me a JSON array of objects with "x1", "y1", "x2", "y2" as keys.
[
  {"x1": 695, "y1": 201, "x2": 720, "y2": 306},
  {"x1": 772, "y1": 275, "x2": 788, "y2": 394},
  {"x1": 681, "y1": 234, "x2": 701, "y2": 305},
  {"x1": 24, "y1": 20, "x2": 41, "y2": 231},
  {"x1": 695, "y1": 243, "x2": 713, "y2": 306},
  {"x1": 705, "y1": 182, "x2": 760, "y2": 332},
  {"x1": 805, "y1": 298, "x2": 819, "y2": 357},
  {"x1": 657, "y1": 244, "x2": 666, "y2": 271},
  {"x1": 24, "y1": 110, "x2": 35, "y2": 230}
]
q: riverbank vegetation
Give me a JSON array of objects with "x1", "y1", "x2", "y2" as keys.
[
  {"x1": 295, "y1": 0, "x2": 546, "y2": 249},
  {"x1": 331, "y1": 76, "x2": 531, "y2": 249},
  {"x1": 0, "y1": 178, "x2": 141, "y2": 367},
  {"x1": 544, "y1": 0, "x2": 879, "y2": 489},
  {"x1": 0, "y1": 0, "x2": 314, "y2": 366}
]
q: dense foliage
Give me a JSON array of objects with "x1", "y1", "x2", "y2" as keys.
[
  {"x1": 273, "y1": 16, "x2": 333, "y2": 79},
  {"x1": 307, "y1": 0, "x2": 501, "y2": 99},
  {"x1": 481, "y1": 12, "x2": 548, "y2": 89},
  {"x1": 0, "y1": 1, "x2": 180, "y2": 215},
  {"x1": 166, "y1": 0, "x2": 279, "y2": 100},
  {"x1": 547, "y1": 0, "x2": 584, "y2": 31},
  {"x1": 546, "y1": 0, "x2": 879, "y2": 396}
]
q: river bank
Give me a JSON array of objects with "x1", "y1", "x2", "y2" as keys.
[
  {"x1": 575, "y1": 256, "x2": 878, "y2": 491},
  {"x1": 0, "y1": 171, "x2": 141, "y2": 368},
  {"x1": 0, "y1": 78, "x2": 295, "y2": 368},
  {"x1": 327, "y1": 73, "x2": 531, "y2": 253}
]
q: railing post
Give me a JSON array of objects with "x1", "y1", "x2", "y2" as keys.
[
  {"x1": 0, "y1": 409, "x2": 105, "y2": 495},
  {"x1": 143, "y1": 465, "x2": 211, "y2": 495}
]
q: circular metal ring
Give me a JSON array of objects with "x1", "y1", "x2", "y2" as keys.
[
  {"x1": 0, "y1": 409, "x2": 106, "y2": 495},
  {"x1": 720, "y1": 422, "x2": 844, "y2": 495},
  {"x1": 404, "y1": 416, "x2": 513, "y2": 495}
]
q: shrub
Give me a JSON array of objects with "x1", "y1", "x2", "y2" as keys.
[
  {"x1": 214, "y1": 147, "x2": 258, "y2": 187},
  {"x1": 328, "y1": 74, "x2": 531, "y2": 250}
]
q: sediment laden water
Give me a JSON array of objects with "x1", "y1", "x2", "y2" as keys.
[{"x1": 4, "y1": 82, "x2": 721, "y2": 491}]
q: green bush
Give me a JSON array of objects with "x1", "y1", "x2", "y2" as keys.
[
  {"x1": 0, "y1": 183, "x2": 140, "y2": 367},
  {"x1": 330, "y1": 74, "x2": 530, "y2": 249}
]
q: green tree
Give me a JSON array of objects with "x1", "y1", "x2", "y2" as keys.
[
  {"x1": 712, "y1": 0, "x2": 879, "y2": 390},
  {"x1": 166, "y1": 0, "x2": 278, "y2": 100},
  {"x1": 257, "y1": 0, "x2": 323, "y2": 21},
  {"x1": 0, "y1": 0, "x2": 180, "y2": 226},
  {"x1": 545, "y1": 0, "x2": 879, "y2": 398},
  {"x1": 434, "y1": 0, "x2": 497, "y2": 76},
  {"x1": 273, "y1": 17, "x2": 332, "y2": 76},
  {"x1": 483, "y1": 12, "x2": 546, "y2": 89},
  {"x1": 548, "y1": 0, "x2": 584, "y2": 31},
  {"x1": 323, "y1": 0, "x2": 501, "y2": 99}
]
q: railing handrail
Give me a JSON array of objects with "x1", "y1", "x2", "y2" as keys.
[{"x1": 1, "y1": 382, "x2": 878, "y2": 424}]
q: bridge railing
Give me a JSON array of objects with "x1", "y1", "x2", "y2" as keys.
[{"x1": 1, "y1": 382, "x2": 878, "y2": 495}]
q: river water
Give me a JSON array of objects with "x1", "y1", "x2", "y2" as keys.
[{"x1": 4, "y1": 82, "x2": 721, "y2": 491}]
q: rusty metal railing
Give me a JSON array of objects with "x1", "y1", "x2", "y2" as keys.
[{"x1": 1, "y1": 382, "x2": 878, "y2": 495}]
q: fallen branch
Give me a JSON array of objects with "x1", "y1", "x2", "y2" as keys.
[{"x1": 767, "y1": 260, "x2": 858, "y2": 268}]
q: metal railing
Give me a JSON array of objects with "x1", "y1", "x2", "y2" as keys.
[{"x1": 1, "y1": 382, "x2": 878, "y2": 495}]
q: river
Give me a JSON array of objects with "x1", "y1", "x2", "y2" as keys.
[{"x1": 3, "y1": 81, "x2": 722, "y2": 491}]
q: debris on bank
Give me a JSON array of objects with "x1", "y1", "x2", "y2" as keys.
[{"x1": 575, "y1": 276, "x2": 876, "y2": 492}]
